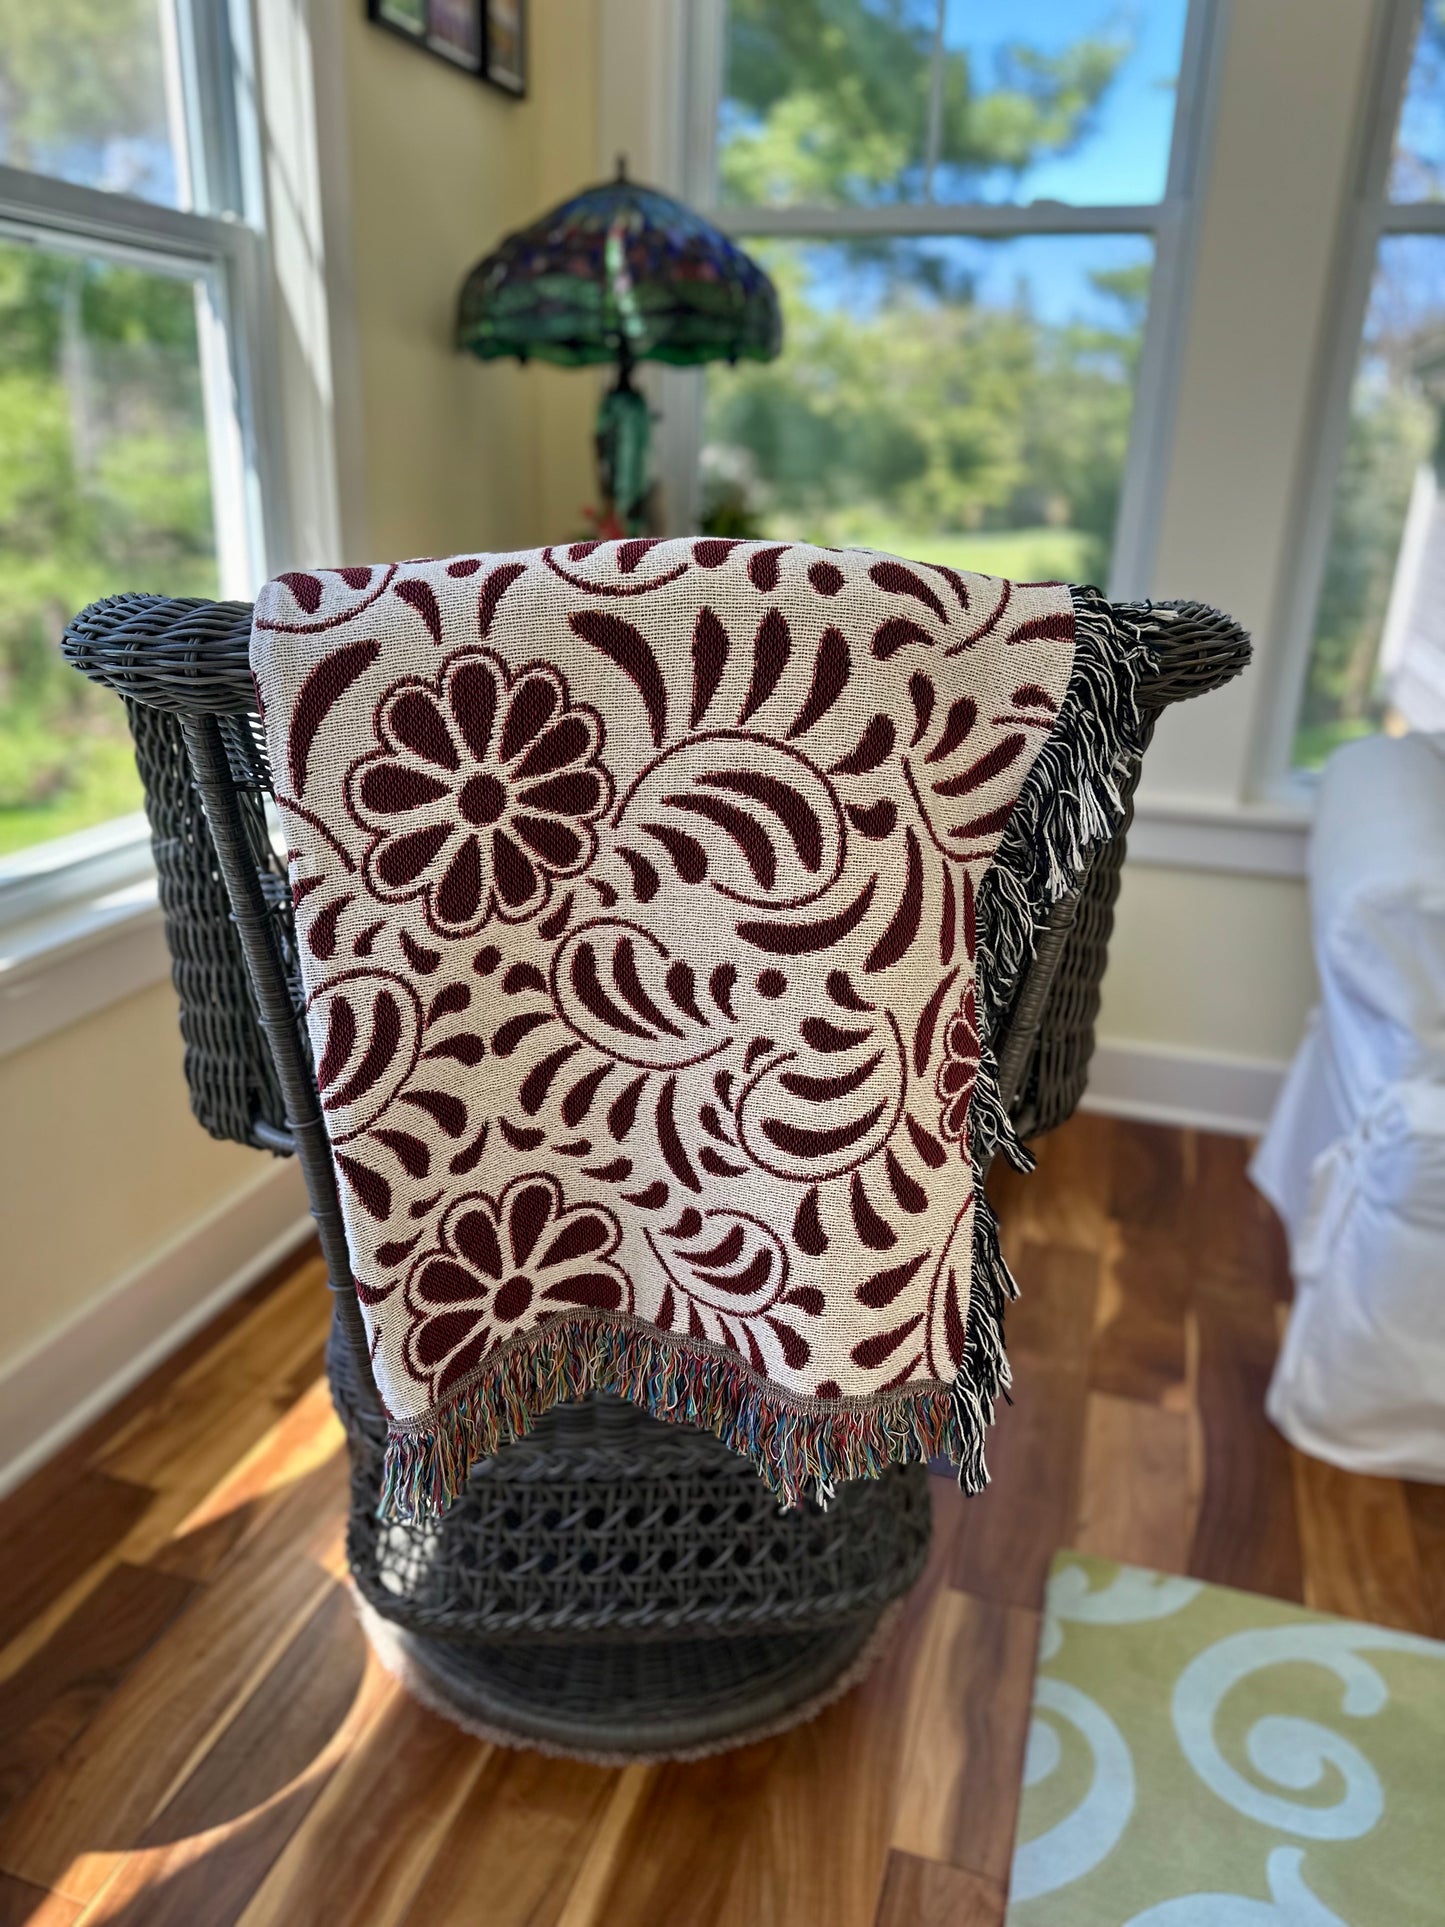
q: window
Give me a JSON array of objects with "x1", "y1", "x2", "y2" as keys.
[
  {"x1": 1291, "y1": 3, "x2": 1445, "y2": 770},
  {"x1": 0, "y1": 2, "x2": 264, "y2": 870},
  {"x1": 692, "y1": 0, "x2": 1206, "y2": 593}
]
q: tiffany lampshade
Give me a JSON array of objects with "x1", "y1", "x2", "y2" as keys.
[{"x1": 456, "y1": 161, "x2": 781, "y2": 532}]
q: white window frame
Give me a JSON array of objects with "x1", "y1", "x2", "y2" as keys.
[
  {"x1": 0, "y1": 0, "x2": 355, "y2": 1053},
  {"x1": 1255, "y1": 0, "x2": 1443, "y2": 798},
  {"x1": 664, "y1": 0, "x2": 1226, "y2": 604}
]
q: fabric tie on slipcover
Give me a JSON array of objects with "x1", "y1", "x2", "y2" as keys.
[{"x1": 251, "y1": 539, "x2": 1147, "y2": 1519}]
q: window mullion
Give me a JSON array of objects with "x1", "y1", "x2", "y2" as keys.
[
  {"x1": 707, "y1": 202, "x2": 1162, "y2": 239},
  {"x1": 0, "y1": 163, "x2": 249, "y2": 269}
]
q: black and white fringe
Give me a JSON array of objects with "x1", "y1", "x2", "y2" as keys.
[{"x1": 951, "y1": 588, "x2": 1153, "y2": 1493}]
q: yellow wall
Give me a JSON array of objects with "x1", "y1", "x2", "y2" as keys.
[
  {"x1": 1099, "y1": 868, "x2": 1316, "y2": 1063},
  {"x1": 339, "y1": 0, "x2": 601, "y2": 558},
  {"x1": 0, "y1": 983, "x2": 260, "y2": 1370}
]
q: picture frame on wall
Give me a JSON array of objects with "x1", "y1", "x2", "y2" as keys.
[
  {"x1": 482, "y1": 0, "x2": 527, "y2": 96},
  {"x1": 427, "y1": 0, "x2": 482, "y2": 70},
  {"x1": 366, "y1": 0, "x2": 526, "y2": 95}
]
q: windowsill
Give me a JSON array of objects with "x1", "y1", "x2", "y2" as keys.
[
  {"x1": 1127, "y1": 791, "x2": 1312, "y2": 879},
  {"x1": 0, "y1": 859, "x2": 169, "y2": 1061}
]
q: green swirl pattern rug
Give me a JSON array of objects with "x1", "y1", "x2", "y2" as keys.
[{"x1": 1006, "y1": 1553, "x2": 1445, "y2": 1925}]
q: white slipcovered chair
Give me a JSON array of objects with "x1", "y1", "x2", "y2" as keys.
[{"x1": 1253, "y1": 730, "x2": 1445, "y2": 1481}]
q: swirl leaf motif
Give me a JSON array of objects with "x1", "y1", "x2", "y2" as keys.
[
  {"x1": 1040, "y1": 1558, "x2": 1204, "y2": 1661},
  {"x1": 1122, "y1": 1847, "x2": 1347, "y2": 1926},
  {"x1": 1010, "y1": 1677, "x2": 1136, "y2": 1905},
  {"x1": 614, "y1": 732, "x2": 845, "y2": 910},
  {"x1": 1171, "y1": 1622, "x2": 1442, "y2": 1840}
]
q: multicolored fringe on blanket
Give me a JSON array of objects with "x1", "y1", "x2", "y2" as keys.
[{"x1": 250, "y1": 541, "x2": 1147, "y2": 1522}]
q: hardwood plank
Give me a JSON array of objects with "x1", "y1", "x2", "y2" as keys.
[
  {"x1": 0, "y1": 1474, "x2": 152, "y2": 1659},
  {"x1": 1187, "y1": 1277, "x2": 1304, "y2": 1602},
  {"x1": 0, "y1": 1872, "x2": 80, "y2": 1926},
  {"x1": 989, "y1": 1112, "x2": 1115, "y2": 1258},
  {"x1": 146, "y1": 1376, "x2": 343, "y2": 1585},
  {"x1": 1293, "y1": 1454, "x2": 1434, "y2": 1633},
  {"x1": 400, "y1": 1746, "x2": 620, "y2": 1927},
  {"x1": 233, "y1": 1678, "x2": 485, "y2": 1927},
  {"x1": 0, "y1": 1564, "x2": 198, "y2": 1829},
  {"x1": 0, "y1": 1375, "x2": 342, "y2": 1696},
  {"x1": 890, "y1": 1588, "x2": 1038, "y2": 1883},
  {"x1": 1107, "y1": 1118, "x2": 1186, "y2": 1234},
  {"x1": 1005, "y1": 1242, "x2": 1099, "y2": 1365},
  {"x1": 710, "y1": 1662, "x2": 908, "y2": 1927},
  {"x1": 1186, "y1": 1131, "x2": 1292, "y2": 1300},
  {"x1": 77, "y1": 1585, "x2": 382, "y2": 1926},
  {"x1": 0, "y1": 1454, "x2": 346, "y2": 1902},
  {"x1": 948, "y1": 1355, "x2": 1088, "y2": 1611},
  {"x1": 567, "y1": 1742, "x2": 780, "y2": 1927},
  {"x1": 874, "y1": 1851, "x2": 1005, "y2": 1927},
  {"x1": 1089, "y1": 1231, "x2": 1190, "y2": 1406},
  {"x1": 98, "y1": 1260, "x2": 332, "y2": 1496},
  {"x1": 552, "y1": 1765, "x2": 657, "y2": 1927},
  {"x1": 0, "y1": 1245, "x2": 320, "y2": 1555},
  {"x1": 1403, "y1": 1481, "x2": 1445, "y2": 1640},
  {"x1": 1074, "y1": 1393, "x2": 1193, "y2": 1573}
]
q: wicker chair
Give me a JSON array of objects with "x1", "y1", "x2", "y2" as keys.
[{"x1": 64, "y1": 590, "x2": 1248, "y2": 1758}]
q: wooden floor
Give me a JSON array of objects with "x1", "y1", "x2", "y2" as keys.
[{"x1": 2, "y1": 1115, "x2": 1443, "y2": 1926}]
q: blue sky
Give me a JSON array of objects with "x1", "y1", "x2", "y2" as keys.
[
  {"x1": 940, "y1": 0, "x2": 1189, "y2": 206},
  {"x1": 725, "y1": 2, "x2": 1187, "y2": 327},
  {"x1": 782, "y1": 232, "x2": 1155, "y2": 332}
]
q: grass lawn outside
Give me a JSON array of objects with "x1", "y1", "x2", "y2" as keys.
[
  {"x1": 838, "y1": 524, "x2": 1095, "y2": 583},
  {"x1": 0, "y1": 712, "x2": 143, "y2": 858}
]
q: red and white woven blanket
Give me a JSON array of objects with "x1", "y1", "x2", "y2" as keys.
[{"x1": 251, "y1": 538, "x2": 1108, "y2": 1520}]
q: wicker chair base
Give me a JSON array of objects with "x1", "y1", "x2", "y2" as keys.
[
  {"x1": 353, "y1": 1588, "x2": 901, "y2": 1762},
  {"x1": 328, "y1": 1318, "x2": 930, "y2": 1756},
  {"x1": 329, "y1": 1322, "x2": 934, "y2": 1650}
]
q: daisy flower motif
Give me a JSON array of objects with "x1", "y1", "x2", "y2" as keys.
[
  {"x1": 402, "y1": 1174, "x2": 629, "y2": 1398},
  {"x1": 935, "y1": 984, "x2": 980, "y2": 1143},
  {"x1": 347, "y1": 648, "x2": 612, "y2": 938}
]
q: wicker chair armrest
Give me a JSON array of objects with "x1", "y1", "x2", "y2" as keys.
[
  {"x1": 62, "y1": 593, "x2": 256, "y2": 715},
  {"x1": 998, "y1": 597, "x2": 1252, "y2": 1139},
  {"x1": 1114, "y1": 598, "x2": 1252, "y2": 715}
]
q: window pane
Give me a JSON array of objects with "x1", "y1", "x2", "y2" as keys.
[
  {"x1": 702, "y1": 234, "x2": 1152, "y2": 587},
  {"x1": 0, "y1": 0, "x2": 183, "y2": 206},
  {"x1": 1389, "y1": 2, "x2": 1445, "y2": 203},
  {"x1": 0, "y1": 240, "x2": 220, "y2": 856},
  {"x1": 718, "y1": 0, "x2": 1189, "y2": 208},
  {"x1": 1294, "y1": 236, "x2": 1445, "y2": 770}
]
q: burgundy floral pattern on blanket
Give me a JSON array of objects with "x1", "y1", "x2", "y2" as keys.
[{"x1": 250, "y1": 538, "x2": 1085, "y2": 1521}]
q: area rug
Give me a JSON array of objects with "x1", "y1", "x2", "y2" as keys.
[{"x1": 1006, "y1": 1552, "x2": 1445, "y2": 1925}]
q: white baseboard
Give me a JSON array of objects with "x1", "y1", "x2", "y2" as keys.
[
  {"x1": 0, "y1": 1158, "x2": 313, "y2": 1499},
  {"x1": 1082, "y1": 1038, "x2": 1287, "y2": 1137}
]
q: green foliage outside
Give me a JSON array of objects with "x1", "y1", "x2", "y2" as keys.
[
  {"x1": 703, "y1": 240, "x2": 1149, "y2": 587},
  {"x1": 1294, "y1": 237, "x2": 1445, "y2": 770},
  {"x1": 704, "y1": 2, "x2": 1147, "y2": 584},
  {"x1": 0, "y1": 0, "x2": 172, "y2": 196},
  {"x1": 719, "y1": 0, "x2": 1128, "y2": 207},
  {"x1": 0, "y1": 0, "x2": 210, "y2": 857},
  {"x1": 0, "y1": 242, "x2": 218, "y2": 855}
]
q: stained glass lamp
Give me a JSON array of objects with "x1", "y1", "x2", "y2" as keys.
[{"x1": 457, "y1": 160, "x2": 781, "y2": 532}]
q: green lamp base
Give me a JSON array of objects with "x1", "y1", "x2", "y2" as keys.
[{"x1": 596, "y1": 365, "x2": 652, "y2": 536}]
